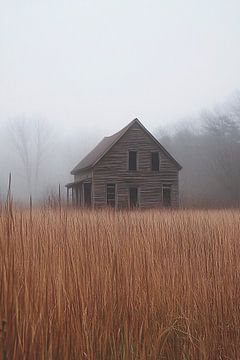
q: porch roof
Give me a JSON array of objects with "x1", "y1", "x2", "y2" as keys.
[{"x1": 65, "y1": 180, "x2": 83, "y2": 188}]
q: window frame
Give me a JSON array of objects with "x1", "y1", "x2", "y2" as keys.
[
  {"x1": 151, "y1": 151, "x2": 160, "y2": 171},
  {"x1": 106, "y1": 183, "x2": 117, "y2": 208},
  {"x1": 128, "y1": 150, "x2": 138, "y2": 171}
]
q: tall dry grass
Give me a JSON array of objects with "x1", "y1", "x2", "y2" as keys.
[{"x1": 0, "y1": 207, "x2": 240, "y2": 359}]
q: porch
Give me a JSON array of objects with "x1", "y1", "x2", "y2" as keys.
[{"x1": 66, "y1": 180, "x2": 92, "y2": 207}]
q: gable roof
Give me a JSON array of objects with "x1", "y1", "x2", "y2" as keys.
[{"x1": 71, "y1": 118, "x2": 182, "y2": 174}]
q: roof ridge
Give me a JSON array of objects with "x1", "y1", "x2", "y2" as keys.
[{"x1": 70, "y1": 118, "x2": 181, "y2": 175}]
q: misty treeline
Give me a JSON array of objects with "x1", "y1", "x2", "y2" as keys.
[
  {"x1": 1, "y1": 93, "x2": 240, "y2": 208},
  {"x1": 158, "y1": 93, "x2": 240, "y2": 208}
]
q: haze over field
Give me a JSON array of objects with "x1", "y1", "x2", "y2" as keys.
[
  {"x1": 1, "y1": 3, "x2": 240, "y2": 357},
  {"x1": 0, "y1": 0, "x2": 240, "y2": 204}
]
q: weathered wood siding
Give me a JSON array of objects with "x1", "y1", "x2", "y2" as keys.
[
  {"x1": 74, "y1": 170, "x2": 92, "y2": 182},
  {"x1": 92, "y1": 122, "x2": 179, "y2": 208}
]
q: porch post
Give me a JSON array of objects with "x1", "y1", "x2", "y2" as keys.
[{"x1": 67, "y1": 187, "x2": 69, "y2": 205}]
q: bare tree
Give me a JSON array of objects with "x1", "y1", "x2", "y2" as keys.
[
  {"x1": 8, "y1": 116, "x2": 52, "y2": 199},
  {"x1": 202, "y1": 108, "x2": 240, "y2": 206},
  {"x1": 9, "y1": 117, "x2": 32, "y2": 192},
  {"x1": 34, "y1": 119, "x2": 52, "y2": 195}
]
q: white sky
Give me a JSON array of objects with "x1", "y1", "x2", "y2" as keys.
[{"x1": 1, "y1": 0, "x2": 240, "y2": 138}]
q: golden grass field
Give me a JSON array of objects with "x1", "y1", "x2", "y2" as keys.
[{"x1": 0, "y1": 207, "x2": 240, "y2": 359}]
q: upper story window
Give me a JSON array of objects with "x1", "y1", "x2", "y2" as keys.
[
  {"x1": 128, "y1": 151, "x2": 137, "y2": 170},
  {"x1": 151, "y1": 152, "x2": 160, "y2": 171}
]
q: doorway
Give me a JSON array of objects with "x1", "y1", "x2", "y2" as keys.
[
  {"x1": 162, "y1": 185, "x2": 171, "y2": 207},
  {"x1": 129, "y1": 187, "x2": 138, "y2": 208},
  {"x1": 84, "y1": 183, "x2": 92, "y2": 207}
]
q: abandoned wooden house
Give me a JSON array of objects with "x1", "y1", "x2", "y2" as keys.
[{"x1": 66, "y1": 118, "x2": 182, "y2": 208}]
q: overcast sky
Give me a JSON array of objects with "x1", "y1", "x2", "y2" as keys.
[{"x1": 1, "y1": 0, "x2": 240, "y2": 138}]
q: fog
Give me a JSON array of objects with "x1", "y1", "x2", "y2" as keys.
[
  {"x1": 1, "y1": 93, "x2": 240, "y2": 207},
  {"x1": 159, "y1": 93, "x2": 240, "y2": 207},
  {"x1": 1, "y1": 1, "x2": 240, "y2": 206},
  {"x1": 0, "y1": 118, "x2": 101, "y2": 203}
]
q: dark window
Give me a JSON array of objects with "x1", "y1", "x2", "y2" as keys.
[
  {"x1": 107, "y1": 184, "x2": 116, "y2": 207},
  {"x1": 84, "y1": 183, "x2": 92, "y2": 207},
  {"x1": 128, "y1": 151, "x2": 137, "y2": 171},
  {"x1": 129, "y1": 187, "x2": 138, "y2": 208},
  {"x1": 151, "y1": 152, "x2": 160, "y2": 171},
  {"x1": 162, "y1": 185, "x2": 171, "y2": 207}
]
